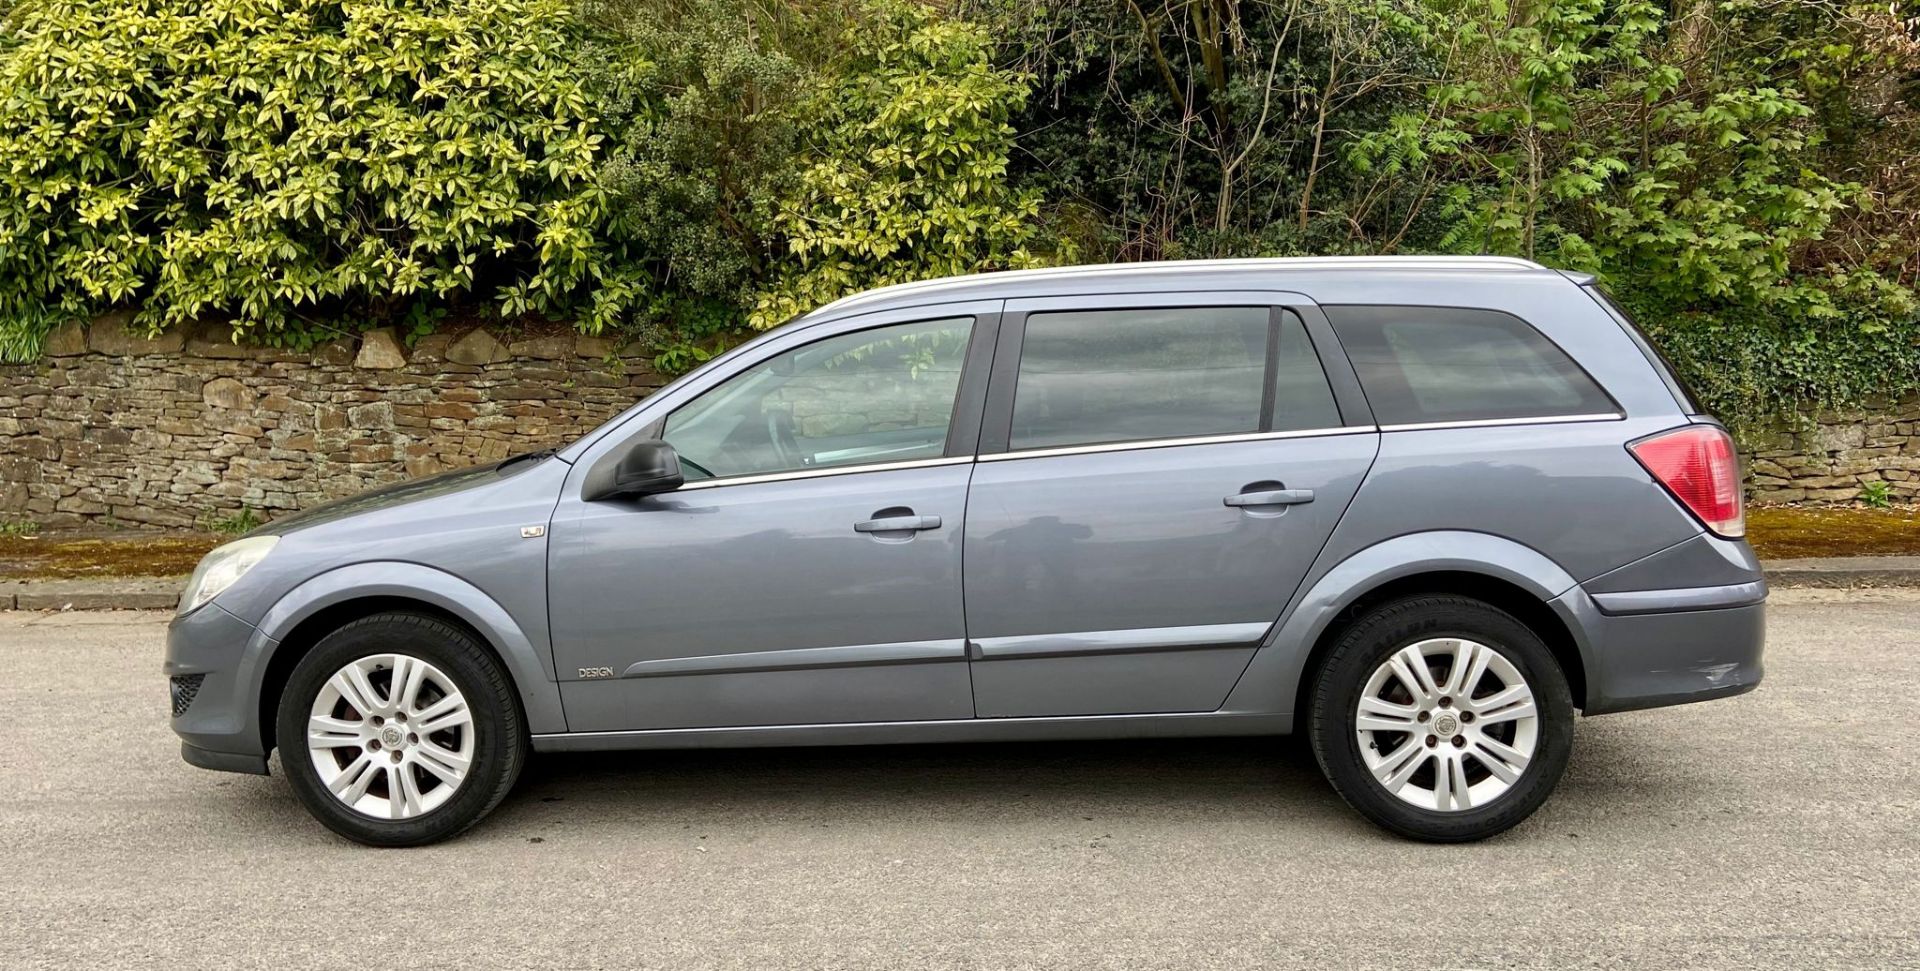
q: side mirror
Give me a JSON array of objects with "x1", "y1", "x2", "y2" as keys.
[{"x1": 584, "y1": 439, "x2": 684, "y2": 501}]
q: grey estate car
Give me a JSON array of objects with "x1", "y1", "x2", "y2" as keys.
[{"x1": 167, "y1": 257, "x2": 1765, "y2": 846}]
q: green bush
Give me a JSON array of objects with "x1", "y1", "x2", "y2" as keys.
[
  {"x1": 4, "y1": 0, "x2": 1917, "y2": 429},
  {"x1": 978, "y1": 0, "x2": 1920, "y2": 427},
  {"x1": 580, "y1": 0, "x2": 1052, "y2": 365},
  {"x1": 0, "y1": 0, "x2": 629, "y2": 360},
  {"x1": 747, "y1": 0, "x2": 1051, "y2": 329},
  {"x1": 575, "y1": 0, "x2": 848, "y2": 370},
  {"x1": 1619, "y1": 287, "x2": 1920, "y2": 430},
  {"x1": 1363, "y1": 0, "x2": 1920, "y2": 426}
]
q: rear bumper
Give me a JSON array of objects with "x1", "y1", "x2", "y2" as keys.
[
  {"x1": 1555, "y1": 583, "x2": 1766, "y2": 715},
  {"x1": 1588, "y1": 580, "x2": 1767, "y2": 615}
]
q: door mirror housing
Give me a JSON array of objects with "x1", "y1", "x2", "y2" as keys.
[{"x1": 584, "y1": 439, "x2": 684, "y2": 501}]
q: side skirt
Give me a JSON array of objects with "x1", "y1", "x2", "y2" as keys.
[{"x1": 530, "y1": 711, "x2": 1291, "y2": 753}]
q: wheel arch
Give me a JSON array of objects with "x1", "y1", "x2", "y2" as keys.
[
  {"x1": 248, "y1": 563, "x2": 567, "y2": 754},
  {"x1": 1285, "y1": 571, "x2": 1587, "y2": 726},
  {"x1": 1224, "y1": 531, "x2": 1594, "y2": 724}
]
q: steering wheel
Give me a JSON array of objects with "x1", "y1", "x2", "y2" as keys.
[{"x1": 765, "y1": 408, "x2": 804, "y2": 469}]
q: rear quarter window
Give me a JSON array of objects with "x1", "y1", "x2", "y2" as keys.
[
  {"x1": 1325, "y1": 306, "x2": 1617, "y2": 425},
  {"x1": 1586, "y1": 286, "x2": 1704, "y2": 414}
]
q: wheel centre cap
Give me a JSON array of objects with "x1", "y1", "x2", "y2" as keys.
[
  {"x1": 379, "y1": 724, "x2": 406, "y2": 749},
  {"x1": 1431, "y1": 712, "x2": 1460, "y2": 737}
]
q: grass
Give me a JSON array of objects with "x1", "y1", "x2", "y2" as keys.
[
  {"x1": 0, "y1": 531, "x2": 224, "y2": 580},
  {"x1": 0, "y1": 518, "x2": 41, "y2": 537},
  {"x1": 203, "y1": 507, "x2": 265, "y2": 535},
  {"x1": 1744, "y1": 504, "x2": 1920, "y2": 560}
]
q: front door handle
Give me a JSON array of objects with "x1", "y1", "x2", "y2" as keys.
[
  {"x1": 1224, "y1": 489, "x2": 1314, "y2": 508},
  {"x1": 854, "y1": 514, "x2": 943, "y2": 533}
]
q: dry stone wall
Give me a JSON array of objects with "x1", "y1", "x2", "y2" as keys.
[
  {"x1": 1736, "y1": 396, "x2": 1920, "y2": 503},
  {"x1": 3, "y1": 312, "x2": 1918, "y2": 529},
  {"x1": 0, "y1": 314, "x2": 664, "y2": 529}
]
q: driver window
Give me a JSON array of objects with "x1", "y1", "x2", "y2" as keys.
[{"x1": 662, "y1": 317, "x2": 974, "y2": 481}]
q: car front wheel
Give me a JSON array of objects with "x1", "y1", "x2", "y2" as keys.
[
  {"x1": 276, "y1": 612, "x2": 525, "y2": 847},
  {"x1": 1308, "y1": 595, "x2": 1574, "y2": 842}
]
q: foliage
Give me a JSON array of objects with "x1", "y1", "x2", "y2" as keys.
[
  {"x1": 1375, "y1": 2, "x2": 1886, "y2": 309},
  {"x1": 0, "y1": 0, "x2": 626, "y2": 360},
  {"x1": 747, "y1": 0, "x2": 1052, "y2": 328},
  {"x1": 0, "y1": 519, "x2": 42, "y2": 538},
  {"x1": 3, "y1": 0, "x2": 1919, "y2": 425},
  {"x1": 202, "y1": 506, "x2": 265, "y2": 535},
  {"x1": 575, "y1": 0, "x2": 848, "y2": 368},
  {"x1": 962, "y1": 0, "x2": 1447, "y2": 259},
  {"x1": 971, "y1": 0, "x2": 1920, "y2": 424},
  {"x1": 1364, "y1": 0, "x2": 1920, "y2": 422},
  {"x1": 579, "y1": 0, "x2": 1050, "y2": 359},
  {"x1": 1619, "y1": 289, "x2": 1920, "y2": 427}
]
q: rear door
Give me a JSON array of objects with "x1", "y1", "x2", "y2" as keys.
[{"x1": 963, "y1": 292, "x2": 1379, "y2": 717}]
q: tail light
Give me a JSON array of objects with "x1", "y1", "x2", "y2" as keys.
[{"x1": 1629, "y1": 424, "x2": 1745, "y2": 538}]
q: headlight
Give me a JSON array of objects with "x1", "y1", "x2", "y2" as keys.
[{"x1": 178, "y1": 536, "x2": 278, "y2": 615}]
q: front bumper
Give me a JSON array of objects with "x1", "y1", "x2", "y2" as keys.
[
  {"x1": 181, "y1": 741, "x2": 269, "y2": 775},
  {"x1": 1556, "y1": 582, "x2": 1766, "y2": 715},
  {"x1": 165, "y1": 602, "x2": 272, "y2": 774}
]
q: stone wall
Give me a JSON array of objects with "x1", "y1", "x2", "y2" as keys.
[
  {"x1": 1737, "y1": 396, "x2": 1920, "y2": 503},
  {"x1": 2, "y1": 312, "x2": 1916, "y2": 528},
  {"x1": 0, "y1": 314, "x2": 664, "y2": 529}
]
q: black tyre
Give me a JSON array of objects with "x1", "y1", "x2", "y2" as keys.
[
  {"x1": 276, "y1": 612, "x2": 525, "y2": 847},
  {"x1": 1308, "y1": 595, "x2": 1573, "y2": 842}
]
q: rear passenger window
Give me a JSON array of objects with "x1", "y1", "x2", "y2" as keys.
[
  {"x1": 1009, "y1": 307, "x2": 1340, "y2": 451},
  {"x1": 1326, "y1": 306, "x2": 1616, "y2": 425}
]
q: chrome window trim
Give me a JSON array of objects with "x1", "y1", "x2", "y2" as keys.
[
  {"x1": 675, "y1": 455, "x2": 972, "y2": 491},
  {"x1": 560, "y1": 300, "x2": 1002, "y2": 472},
  {"x1": 670, "y1": 413, "x2": 1622, "y2": 483},
  {"x1": 1375, "y1": 413, "x2": 1624, "y2": 433},
  {"x1": 976, "y1": 425, "x2": 1376, "y2": 463}
]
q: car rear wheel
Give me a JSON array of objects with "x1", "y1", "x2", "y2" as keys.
[
  {"x1": 1308, "y1": 595, "x2": 1573, "y2": 842},
  {"x1": 276, "y1": 612, "x2": 525, "y2": 847}
]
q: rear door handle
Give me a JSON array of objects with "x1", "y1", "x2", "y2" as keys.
[
  {"x1": 1224, "y1": 489, "x2": 1314, "y2": 507},
  {"x1": 854, "y1": 515, "x2": 943, "y2": 533}
]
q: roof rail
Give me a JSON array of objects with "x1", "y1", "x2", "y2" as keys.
[{"x1": 808, "y1": 256, "x2": 1550, "y2": 318}]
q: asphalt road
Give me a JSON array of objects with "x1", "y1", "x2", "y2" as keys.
[{"x1": 2, "y1": 590, "x2": 1916, "y2": 970}]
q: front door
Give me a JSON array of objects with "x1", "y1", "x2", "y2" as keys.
[
  {"x1": 549, "y1": 312, "x2": 991, "y2": 732},
  {"x1": 963, "y1": 295, "x2": 1380, "y2": 717}
]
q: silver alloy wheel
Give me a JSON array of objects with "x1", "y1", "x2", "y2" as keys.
[
  {"x1": 306, "y1": 654, "x2": 474, "y2": 820},
  {"x1": 1354, "y1": 638, "x2": 1539, "y2": 812}
]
